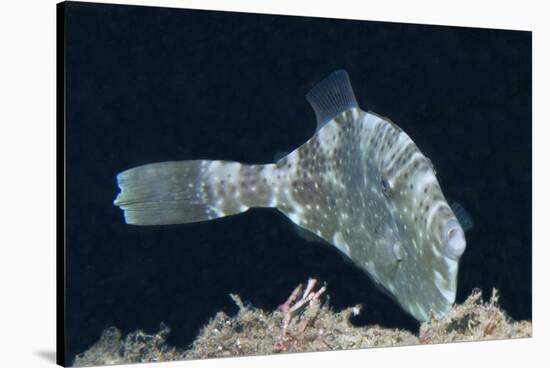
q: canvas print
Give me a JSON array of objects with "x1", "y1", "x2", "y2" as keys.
[{"x1": 58, "y1": 1, "x2": 532, "y2": 366}]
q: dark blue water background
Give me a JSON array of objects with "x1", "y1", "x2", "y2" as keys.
[{"x1": 64, "y1": 1, "x2": 532, "y2": 363}]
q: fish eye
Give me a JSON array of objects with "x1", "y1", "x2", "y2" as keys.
[{"x1": 381, "y1": 177, "x2": 390, "y2": 195}]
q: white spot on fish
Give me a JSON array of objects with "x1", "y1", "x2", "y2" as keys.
[{"x1": 317, "y1": 121, "x2": 340, "y2": 156}]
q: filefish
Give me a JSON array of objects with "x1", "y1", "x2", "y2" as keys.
[{"x1": 114, "y1": 70, "x2": 468, "y2": 321}]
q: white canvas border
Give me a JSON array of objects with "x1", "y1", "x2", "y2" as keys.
[{"x1": 0, "y1": 0, "x2": 545, "y2": 367}]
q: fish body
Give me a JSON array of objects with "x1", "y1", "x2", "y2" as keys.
[{"x1": 114, "y1": 70, "x2": 467, "y2": 321}]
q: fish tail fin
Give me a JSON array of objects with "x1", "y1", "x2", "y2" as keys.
[{"x1": 114, "y1": 160, "x2": 277, "y2": 225}]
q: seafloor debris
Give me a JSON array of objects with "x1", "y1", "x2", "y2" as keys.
[
  {"x1": 72, "y1": 284, "x2": 532, "y2": 366},
  {"x1": 72, "y1": 322, "x2": 182, "y2": 366},
  {"x1": 418, "y1": 288, "x2": 532, "y2": 343}
]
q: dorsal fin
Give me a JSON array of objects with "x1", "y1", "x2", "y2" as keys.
[{"x1": 306, "y1": 70, "x2": 359, "y2": 131}]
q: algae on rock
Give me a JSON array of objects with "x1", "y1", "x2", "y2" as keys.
[{"x1": 73, "y1": 286, "x2": 532, "y2": 366}]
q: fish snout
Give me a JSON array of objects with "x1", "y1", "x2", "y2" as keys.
[{"x1": 442, "y1": 218, "x2": 466, "y2": 260}]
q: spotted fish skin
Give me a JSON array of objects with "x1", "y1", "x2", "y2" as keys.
[{"x1": 114, "y1": 70, "x2": 467, "y2": 321}]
